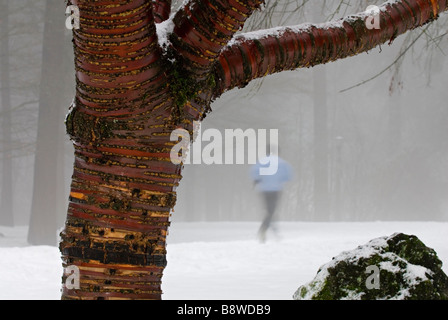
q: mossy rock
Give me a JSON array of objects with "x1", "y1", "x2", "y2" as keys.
[{"x1": 293, "y1": 233, "x2": 448, "y2": 300}]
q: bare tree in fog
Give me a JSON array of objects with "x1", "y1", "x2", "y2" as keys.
[
  {"x1": 0, "y1": 0, "x2": 13, "y2": 226},
  {"x1": 312, "y1": 7, "x2": 329, "y2": 222},
  {"x1": 57, "y1": 0, "x2": 448, "y2": 299},
  {"x1": 27, "y1": 0, "x2": 73, "y2": 245},
  {"x1": 0, "y1": 0, "x2": 43, "y2": 226}
]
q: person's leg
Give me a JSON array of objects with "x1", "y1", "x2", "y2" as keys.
[{"x1": 258, "y1": 191, "x2": 279, "y2": 242}]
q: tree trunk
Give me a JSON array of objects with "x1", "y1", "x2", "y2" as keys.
[
  {"x1": 0, "y1": 0, "x2": 14, "y2": 226},
  {"x1": 60, "y1": 133, "x2": 180, "y2": 299},
  {"x1": 59, "y1": 0, "x2": 180, "y2": 300}
]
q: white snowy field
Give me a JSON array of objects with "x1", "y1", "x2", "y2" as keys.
[{"x1": 0, "y1": 221, "x2": 447, "y2": 300}]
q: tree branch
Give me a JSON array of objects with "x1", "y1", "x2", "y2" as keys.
[
  {"x1": 340, "y1": 25, "x2": 430, "y2": 93},
  {"x1": 169, "y1": 0, "x2": 265, "y2": 80},
  {"x1": 212, "y1": 0, "x2": 448, "y2": 97}
]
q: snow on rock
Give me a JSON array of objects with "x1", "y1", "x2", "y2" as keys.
[{"x1": 293, "y1": 233, "x2": 448, "y2": 300}]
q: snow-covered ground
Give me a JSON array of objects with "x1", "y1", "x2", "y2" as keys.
[{"x1": 0, "y1": 221, "x2": 447, "y2": 300}]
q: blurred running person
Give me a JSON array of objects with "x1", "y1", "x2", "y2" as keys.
[{"x1": 251, "y1": 145, "x2": 293, "y2": 243}]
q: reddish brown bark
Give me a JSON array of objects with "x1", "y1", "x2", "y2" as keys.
[
  {"x1": 61, "y1": 0, "x2": 177, "y2": 300},
  {"x1": 170, "y1": 0, "x2": 264, "y2": 79},
  {"x1": 152, "y1": 0, "x2": 171, "y2": 23}
]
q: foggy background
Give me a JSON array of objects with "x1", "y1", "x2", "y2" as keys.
[{"x1": 1, "y1": 0, "x2": 447, "y2": 245}]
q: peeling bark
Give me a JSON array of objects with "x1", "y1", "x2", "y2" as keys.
[
  {"x1": 170, "y1": 0, "x2": 265, "y2": 79},
  {"x1": 152, "y1": 0, "x2": 171, "y2": 23}
]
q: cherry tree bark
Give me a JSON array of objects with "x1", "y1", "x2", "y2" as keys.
[
  {"x1": 60, "y1": 0, "x2": 448, "y2": 299},
  {"x1": 152, "y1": 0, "x2": 171, "y2": 23}
]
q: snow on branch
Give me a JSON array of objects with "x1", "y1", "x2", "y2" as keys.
[{"x1": 212, "y1": 0, "x2": 448, "y2": 96}]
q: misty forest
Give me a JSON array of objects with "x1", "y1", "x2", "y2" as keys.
[{"x1": 0, "y1": 0, "x2": 448, "y2": 300}]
